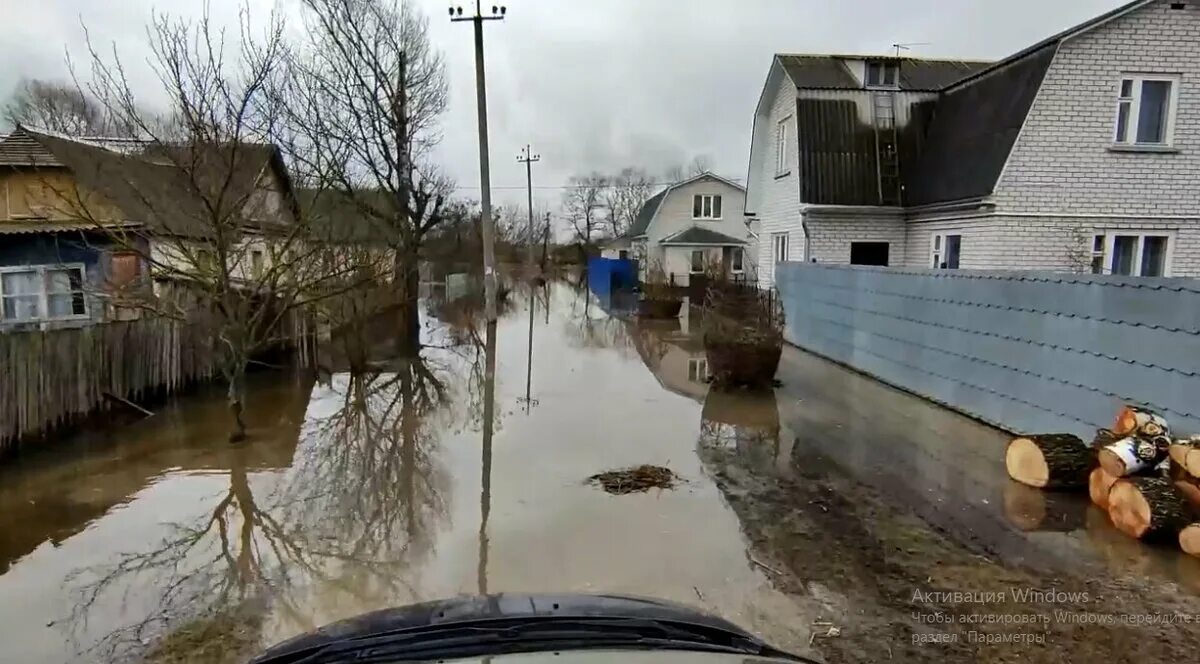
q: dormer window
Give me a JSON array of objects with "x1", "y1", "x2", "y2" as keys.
[{"x1": 866, "y1": 61, "x2": 899, "y2": 88}]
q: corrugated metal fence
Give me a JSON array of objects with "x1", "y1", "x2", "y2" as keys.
[
  {"x1": 774, "y1": 263, "x2": 1200, "y2": 437},
  {"x1": 1, "y1": 318, "x2": 218, "y2": 451}
]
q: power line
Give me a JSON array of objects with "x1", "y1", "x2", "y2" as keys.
[{"x1": 455, "y1": 177, "x2": 746, "y2": 191}]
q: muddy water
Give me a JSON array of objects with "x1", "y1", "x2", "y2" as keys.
[{"x1": 0, "y1": 283, "x2": 821, "y2": 663}]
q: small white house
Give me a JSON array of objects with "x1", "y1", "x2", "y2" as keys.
[{"x1": 622, "y1": 172, "x2": 756, "y2": 287}]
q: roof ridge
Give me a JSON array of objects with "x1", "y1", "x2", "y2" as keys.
[{"x1": 776, "y1": 53, "x2": 994, "y2": 64}]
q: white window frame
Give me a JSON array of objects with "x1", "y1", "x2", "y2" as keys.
[
  {"x1": 930, "y1": 233, "x2": 962, "y2": 269},
  {"x1": 0, "y1": 263, "x2": 90, "y2": 322},
  {"x1": 866, "y1": 61, "x2": 899, "y2": 88},
  {"x1": 731, "y1": 247, "x2": 744, "y2": 273},
  {"x1": 689, "y1": 249, "x2": 706, "y2": 274},
  {"x1": 692, "y1": 194, "x2": 723, "y2": 220},
  {"x1": 1113, "y1": 74, "x2": 1180, "y2": 146},
  {"x1": 687, "y1": 357, "x2": 709, "y2": 383},
  {"x1": 772, "y1": 232, "x2": 790, "y2": 265},
  {"x1": 775, "y1": 117, "x2": 790, "y2": 176},
  {"x1": 1092, "y1": 231, "x2": 1175, "y2": 277}
]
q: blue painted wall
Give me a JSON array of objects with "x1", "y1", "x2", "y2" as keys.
[{"x1": 775, "y1": 263, "x2": 1200, "y2": 437}]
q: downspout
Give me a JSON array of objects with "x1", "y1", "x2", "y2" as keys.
[{"x1": 800, "y1": 209, "x2": 812, "y2": 263}]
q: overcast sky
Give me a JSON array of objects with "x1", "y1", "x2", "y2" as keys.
[{"x1": 1, "y1": 0, "x2": 1127, "y2": 212}]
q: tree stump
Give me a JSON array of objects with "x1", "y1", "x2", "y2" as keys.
[
  {"x1": 1005, "y1": 434, "x2": 1092, "y2": 489},
  {"x1": 1108, "y1": 476, "x2": 1194, "y2": 541}
]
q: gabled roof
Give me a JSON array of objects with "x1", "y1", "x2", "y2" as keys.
[
  {"x1": 659, "y1": 226, "x2": 746, "y2": 246},
  {"x1": 778, "y1": 55, "x2": 991, "y2": 92},
  {"x1": 2, "y1": 126, "x2": 292, "y2": 237},
  {"x1": 626, "y1": 172, "x2": 746, "y2": 238}
]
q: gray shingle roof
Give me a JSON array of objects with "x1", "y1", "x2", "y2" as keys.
[
  {"x1": 659, "y1": 226, "x2": 746, "y2": 246},
  {"x1": 626, "y1": 188, "x2": 667, "y2": 238},
  {"x1": 779, "y1": 55, "x2": 990, "y2": 92}
]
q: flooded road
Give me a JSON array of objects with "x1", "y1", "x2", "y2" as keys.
[
  {"x1": 0, "y1": 283, "x2": 817, "y2": 663},
  {"x1": 2, "y1": 280, "x2": 1199, "y2": 663}
]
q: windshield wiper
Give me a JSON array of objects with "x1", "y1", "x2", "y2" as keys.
[{"x1": 261, "y1": 616, "x2": 810, "y2": 663}]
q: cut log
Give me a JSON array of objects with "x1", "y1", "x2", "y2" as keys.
[
  {"x1": 1003, "y1": 481, "x2": 1087, "y2": 532},
  {"x1": 1113, "y1": 405, "x2": 1168, "y2": 438},
  {"x1": 1091, "y1": 427, "x2": 1122, "y2": 449},
  {"x1": 1180, "y1": 524, "x2": 1200, "y2": 557},
  {"x1": 1097, "y1": 436, "x2": 1167, "y2": 478},
  {"x1": 1173, "y1": 474, "x2": 1200, "y2": 513},
  {"x1": 1108, "y1": 476, "x2": 1194, "y2": 541},
  {"x1": 1170, "y1": 440, "x2": 1200, "y2": 480},
  {"x1": 1089, "y1": 467, "x2": 1119, "y2": 510},
  {"x1": 1005, "y1": 434, "x2": 1091, "y2": 489}
]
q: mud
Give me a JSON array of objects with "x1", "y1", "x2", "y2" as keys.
[{"x1": 586, "y1": 465, "x2": 679, "y2": 494}]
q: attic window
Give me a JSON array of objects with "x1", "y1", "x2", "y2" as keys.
[{"x1": 866, "y1": 61, "x2": 899, "y2": 87}]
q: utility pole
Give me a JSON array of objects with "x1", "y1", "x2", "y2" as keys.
[
  {"x1": 451, "y1": 1, "x2": 505, "y2": 322},
  {"x1": 517, "y1": 144, "x2": 540, "y2": 279}
]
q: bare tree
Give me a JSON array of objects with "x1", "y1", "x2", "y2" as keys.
[
  {"x1": 561, "y1": 173, "x2": 606, "y2": 263},
  {"x1": 44, "y1": 8, "x2": 363, "y2": 442},
  {"x1": 277, "y1": 0, "x2": 453, "y2": 355},
  {"x1": 664, "y1": 154, "x2": 714, "y2": 184},
  {"x1": 603, "y1": 167, "x2": 654, "y2": 237},
  {"x1": 2, "y1": 79, "x2": 121, "y2": 135}
]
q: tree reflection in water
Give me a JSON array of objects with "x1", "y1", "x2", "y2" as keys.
[{"x1": 64, "y1": 338, "x2": 490, "y2": 663}]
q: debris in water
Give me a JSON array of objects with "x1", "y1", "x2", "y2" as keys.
[{"x1": 586, "y1": 465, "x2": 678, "y2": 494}]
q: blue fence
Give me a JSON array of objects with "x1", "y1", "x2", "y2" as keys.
[{"x1": 774, "y1": 263, "x2": 1200, "y2": 437}]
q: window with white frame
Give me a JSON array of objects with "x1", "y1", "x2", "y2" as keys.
[
  {"x1": 775, "y1": 117, "x2": 790, "y2": 175},
  {"x1": 1114, "y1": 75, "x2": 1179, "y2": 146},
  {"x1": 687, "y1": 357, "x2": 709, "y2": 383},
  {"x1": 690, "y1": 249, "x2": 706, "y2": 273},
  {"x1": 0, "y1": 264, "x2": 88, "y2": 322},
  {"x1": 731, "y1": 247, "x2": 744, "y2": 273},
  {"x1": 930, "y1": 233, "x2": 962, "y2": 269},
  {"x1": 772, "y1": 232, "x2": 789, "y2": 264},
  {"x1": 692, "y1": 194, "x2": 722, "y2": 220},
  {"x1": 1091, "y1": 232, "x2": 1172, "y2": 276},
  {"x1": 866, "y1": 61, "x2": 899, "y2": 87}
]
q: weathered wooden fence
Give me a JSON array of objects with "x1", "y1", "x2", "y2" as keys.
[{"x1": 0, "y1": 318, "x2": 219, "y2": 451}]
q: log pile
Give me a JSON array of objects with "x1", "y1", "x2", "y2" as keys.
[{"x1": 1005, "y1": 405, "x2": 1200, "y2": 558}]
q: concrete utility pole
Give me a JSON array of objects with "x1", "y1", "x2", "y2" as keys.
[
  {"x1": 517, "y1": 144, "x2": 540, "y2": 278},
  {"x1": 451, "y1": 1, "x2": 505, "y2": 322}
]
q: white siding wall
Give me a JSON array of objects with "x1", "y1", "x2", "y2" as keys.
[
  {"x1": 805, "y1": 211, "x2": 906, "y2": 265},
  {"x1": 903, "y1": 216, "x2": 1005, "y2": 269},
  {"x1": 662, "y1": 246, "x2": 719, "y2": 287},
  {"x1": 747, "y1": 62, "x2": 802, "y2": 289},
  {"x1": 989, "y1": 0, "x2": 1200, "y2": 275},
  {"x1": 646, "y1": 178, "x2": 749, "y2": 245}
]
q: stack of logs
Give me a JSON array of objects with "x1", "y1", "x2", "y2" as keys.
[{"x1": 1006, "y1": 405, "x2": 1200, "y2": 556}]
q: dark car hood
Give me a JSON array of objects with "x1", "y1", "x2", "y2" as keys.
[{"x1": 251, "y1": 593, "x2": 802, "y2": 663}]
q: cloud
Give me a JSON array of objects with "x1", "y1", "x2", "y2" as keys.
[{"x1": 3, "y1": 0, "x2": 1127, "y2": 215}]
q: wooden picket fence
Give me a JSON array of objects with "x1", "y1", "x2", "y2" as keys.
[{"x1": 0, "y1": 317, "x2": 219, "y2": 451}]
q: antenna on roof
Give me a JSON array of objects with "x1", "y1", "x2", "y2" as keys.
[{"x1": 892, "y1": 42, "x2": 931, "y2": 57}]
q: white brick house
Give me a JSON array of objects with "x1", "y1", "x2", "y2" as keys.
[
  {"x1": 745, "y1": 0, "x2": 1200, "y2": 287},
  {"x1": 618, "y1": 172, "x2": 756, "y2": 287}
]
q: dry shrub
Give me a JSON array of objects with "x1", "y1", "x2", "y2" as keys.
[{"x1": 641, "y1": 260, "x2": 681, "y2": 302}]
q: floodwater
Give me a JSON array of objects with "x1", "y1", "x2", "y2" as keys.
[
  {"x1": 0, "y1": 282, "x2": 817, "y2": 663},
  {"x1": 2, "y1": 280, "x2": 1199, "y2": 663}
]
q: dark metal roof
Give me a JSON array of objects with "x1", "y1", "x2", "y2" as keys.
[
  {"x1": 779, "y1": 55, "x2": 990, "y2": 91},
  {"x1": 905, "y1": 44, "x2": 1057, "y2": 206},
  {"x1": 659, "y1": 226, "x2": 746, "y2": 246},
  {"x1": 627, "y1": 189, "x2": 667, "y2": 237}
]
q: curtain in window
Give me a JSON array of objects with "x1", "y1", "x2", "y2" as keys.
[
  {"x1": 46, "y1": 268, "x2": 86, "y2": 317},
  {"x1": 2, "y1": 271, "x2": 42, "y2": 320},
  {"x1": 1141, "y1": 236, "x2": 1168, "y2": 277},
  {"x1": 1111, "y1": 236, "x2": 1137, "y2": 275}
]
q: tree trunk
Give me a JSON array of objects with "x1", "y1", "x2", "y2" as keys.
[
  {"x1": 1003, "y1": 481, "x2": 1087, "y2": 532},
  {"x1": 1098, "y1": 436, "x2": 1168, "y2": 477},
  {"x1": 394, "y1": 249, "x2": 422, "y2": 357},
  {"x1": 1005, "y1": 433, "x2": 1092, "y2": 489},
  {"x1": 227, "y1": 368, "x2": 247, "y2": 443},
  {"x1": 1089, "y1": 466, "x2": 1119, "y2": 510},
  {"x1": 1172, "y1": 473, "x2": 1200, "y2": 513},
  {"x1": 1108, "y1": 476, "x2": 1194, "y2": 541}
]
